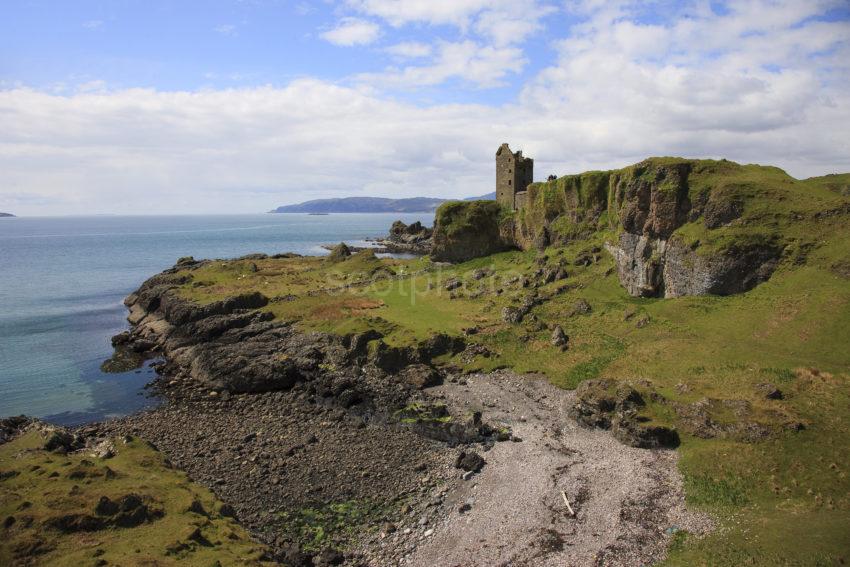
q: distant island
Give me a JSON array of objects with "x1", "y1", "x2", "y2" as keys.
[
  {"x1": 0, "y1": 212, "x2": 15, "y2": 217},
  {"x1": 269, "y1": 193, "x2": 496, "y2": 213}
]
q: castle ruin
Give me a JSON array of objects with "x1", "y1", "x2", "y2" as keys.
[{"x1": 496, "y1": 143, "x2": 533, "y2": 210}]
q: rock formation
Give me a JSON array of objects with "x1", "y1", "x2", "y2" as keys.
[{"x1": 431, "y1": 200, "x2": 514, "y2": 263}]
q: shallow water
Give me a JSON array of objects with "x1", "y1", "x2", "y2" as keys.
[{"x1": 0, "y1": 213, "x2": 432, "y2": 424}]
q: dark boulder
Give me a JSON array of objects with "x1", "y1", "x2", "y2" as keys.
[
  {"x1": 399, "y1": 364, "x2": 442, "y2": 390},
  {"x1": 454, "y1": 451, "x2": 486, "y2": 473}
]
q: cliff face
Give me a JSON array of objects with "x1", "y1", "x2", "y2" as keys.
[
  {"x1": 435, "y1": 158, "x2": 849, "y2": 298},
  {"x1": 602, "y1": 159, "x2": 780, "y2": 297}
]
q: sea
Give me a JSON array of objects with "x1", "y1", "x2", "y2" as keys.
[{"x1": 0, "y1": 213, "x2": 433, "y2": 425}]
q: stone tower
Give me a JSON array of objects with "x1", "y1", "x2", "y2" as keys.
[{"x1": 496, "y1": 143, "x2": 533, "y2": 210}]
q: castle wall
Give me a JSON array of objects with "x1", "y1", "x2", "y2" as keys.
[
  {"x1": 496, "y1": 146, "x2": 515, "y2": 208},
  {"x1": 496, "y1": 143, "x2": 534, "y2": 210},
  {"x1": 514, "y1": 191, "x2": 528, "y2": 210}
]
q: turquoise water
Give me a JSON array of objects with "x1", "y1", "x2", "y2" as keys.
[{"x1": 0, "y1": 214, "x2": 433, "y2": 424}]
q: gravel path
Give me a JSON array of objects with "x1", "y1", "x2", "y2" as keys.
[{"x1": 402, "y1": 371, "x2": 712, "y2": 567}]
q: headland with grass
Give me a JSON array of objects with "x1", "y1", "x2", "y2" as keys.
[{"x1": 2, "y1": 156, "x2": 849, "y2": 566}]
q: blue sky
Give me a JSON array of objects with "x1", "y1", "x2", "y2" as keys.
[
  {"x1": 1, "y1": 0, "x2": 569, "y2": 104},
  {"x1": 1, "y1": 0, "x2": 849, "y2": 215}
]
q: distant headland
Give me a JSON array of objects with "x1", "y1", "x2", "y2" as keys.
[
  {"x1": 269, "y1": 193, "x2": 495, "y2": 214},
  {"x1": 0, "y1": 212, "x2": 15, "y2": 217}
]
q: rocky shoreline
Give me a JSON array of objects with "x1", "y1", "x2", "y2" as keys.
[{"x1": 50, "y1": 255, "x2": 710, "y2": 566}]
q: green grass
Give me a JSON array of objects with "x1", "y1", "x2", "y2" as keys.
[
  {"x1": 162, "y1": 238, "x2": 850, "y2": 565},
  {"x1": 152, "y1": 157, "x2": 850, "y2": 565},
  {"x1": 0, "y1": 429, "x2": 271, "y2": 566}
]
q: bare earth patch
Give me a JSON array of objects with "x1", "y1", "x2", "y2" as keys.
[{"x1": 392, "y1": 371, "x2": 713, "y2": 567}]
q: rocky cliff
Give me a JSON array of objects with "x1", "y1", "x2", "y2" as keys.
[
  {"x1": 435, "y1": 158, "x2": 849, "y2": 298},
  {"x1": 430, "y1": 200, "x2": 515, "y2": 263}
]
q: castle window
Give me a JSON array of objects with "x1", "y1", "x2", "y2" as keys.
[{"x1": 508, "y1": 180, "x2": 511, "y2": 186}]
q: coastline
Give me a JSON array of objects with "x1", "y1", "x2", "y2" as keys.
[{"x1": 59, "y1": 254, "x2": 709, "y2": 565}]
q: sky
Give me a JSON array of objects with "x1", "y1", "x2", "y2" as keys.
[{"x1": 1, "y1": 0, "x2": 849, "y2": 215}]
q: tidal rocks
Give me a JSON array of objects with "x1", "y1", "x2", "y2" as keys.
[
  {"x1": 397, "y1": 403, "x2": 494, "y2": 446},
  {"x1": 387, "y1": 220, "x2": 434, "y2": 254},
  {"x1": 569, "y1": 379, "x2": 678, "y2": 449}
]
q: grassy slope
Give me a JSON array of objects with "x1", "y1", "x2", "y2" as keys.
[
  {"x1": 160, "y1": 160, "x2": 850, "y2": 565},
  {"x1": 0, "y1": 429, "x2": 271, "y2": 566}
]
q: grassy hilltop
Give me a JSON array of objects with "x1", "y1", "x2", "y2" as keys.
[{"x1": 167, "y1": 158, "x2": 850, "y2": 564}]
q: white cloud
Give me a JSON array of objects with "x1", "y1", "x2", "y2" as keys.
[
  {"x1": 385, "y1": 41, "x2": 433, "y2": 59},
  {"x1": 360, "y1": 40, "x2": 526, "y2": 88},
  {"x1": 342, "y1": 0, "x2": 554, "y2": 88},
  {"x1": 1, "y1": 1, "x2": 849, "y2": 216},
  {"x1": 347, "y1": 0, "x2": 555, "y2": 44},
  {"x1": 345, "y1": 0, "x2": 492, "y2": 27},
  {"x1": 320, "y1": 18, "x2": 382, "y2": 46},
  {"x1": 473, "y1": 3, "x2": 556, "y2": 46},
  {"x1": 82, "y1": 20, "x2": 103, "y2": 30}
]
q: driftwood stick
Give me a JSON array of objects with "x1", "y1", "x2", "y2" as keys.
[{"x1": 561, "y1": 490, "x2": 575, "y2": 516}]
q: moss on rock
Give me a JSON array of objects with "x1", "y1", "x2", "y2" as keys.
[{"x1": 431, "y1": 200, "x2": 515, "y2": 263}]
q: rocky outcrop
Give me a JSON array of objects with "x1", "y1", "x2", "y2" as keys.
[
  {"x1": 569, "y1": 379, "x2": 679, "y2": 449},
  {"x1": 606, "y1": 233, "x2": 780, "y2": 298},
  {"x1": 364, "y1": 220, "x2": 434, "y2": 255},
  {"x1": 431, "y1": 201, "x2": 514, "y2": 263},
  {"x1": 604, "y1": 160, "x2": 780, "y2": 297},
  {"x1": 45, "y1": 494, "x2": 163, "y2": 533},
  {"x1": 113, "y1": 264, "x2": 470, "y2": 426},
  {"x1": 389, "y1": 220, "x2": 432, "y2": 248},
  {"x1": 0, "y1": 415, "x2": 31, "y2": 444},
  {"x1": 326, "y1": 242, "x2": 352, "y2": 262}
]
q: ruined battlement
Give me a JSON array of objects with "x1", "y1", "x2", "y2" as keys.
[{"x1": 496, "y1": 143, "x2": 533, "y2": 210}]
